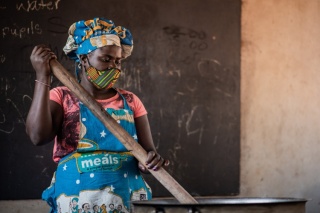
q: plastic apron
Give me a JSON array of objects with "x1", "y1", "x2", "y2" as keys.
[{"x1": 42, "y1": 93, "x2": 152, "y2": 213}]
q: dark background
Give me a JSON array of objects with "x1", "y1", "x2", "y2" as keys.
[{"x1": 0, "y1": 0, "x2": 240, "y2": 199}]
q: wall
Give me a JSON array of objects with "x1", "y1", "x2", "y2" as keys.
[
  {"x1": 1, "y1": 0, "x2": 320, "y2": 212},
  {"x1": 241, "y1": 0, "x2": 320, "y2": 213}
]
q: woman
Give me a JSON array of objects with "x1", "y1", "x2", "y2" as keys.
[{"x1": 26, "y1": 17, "x2": 169, "y2": 213}]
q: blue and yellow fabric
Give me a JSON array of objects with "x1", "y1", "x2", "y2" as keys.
[
  {"x1": 42, "y1": 93, "x2": 152, "y2": 213},
  {"x1": 63, "y1": 17, "x2": 134, "y2": 61}
]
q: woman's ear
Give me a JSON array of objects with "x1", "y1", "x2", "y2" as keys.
[{"x1": 79, "y1": 54, "x2": 88, "y2": 66}]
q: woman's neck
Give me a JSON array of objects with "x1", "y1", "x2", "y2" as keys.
[{"x1": 81, "y1": 81, "x2": 117, "y2": 100}]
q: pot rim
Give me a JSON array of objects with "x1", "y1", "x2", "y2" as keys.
[{"x1": 131, "y1": 197, "x2": 308, "y2": 206}]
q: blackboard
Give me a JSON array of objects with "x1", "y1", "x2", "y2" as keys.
[{"x1": 0, "y1": 0, "x2": 241, "y2": 199}]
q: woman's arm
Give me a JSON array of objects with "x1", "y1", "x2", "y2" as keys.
[
  {"x1": 26, "y1": 45, "x2": 62, "y2": 145},
  {"x1": 135, "y1": 115, "x2": 169, "y2": 173}
]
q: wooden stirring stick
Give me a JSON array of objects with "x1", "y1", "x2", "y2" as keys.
[{"x1": 49, "y1": 59, "x2": 198, "y2": 204}]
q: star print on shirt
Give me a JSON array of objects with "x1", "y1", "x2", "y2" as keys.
[
  {"x1": 132, "y1": 134, "x2": 138, "y2": 140},
  {"x1": 110, "y1": 185, "x2": 115, "y2": 192},
  {"x1": 100, "y1": 130, "x2": 106, "y2": 137},
  {"x1": 63, "y1": 164, "x2": 67, "y2": 171}
]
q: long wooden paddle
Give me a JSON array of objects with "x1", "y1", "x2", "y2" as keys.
[{"x1": 49, "y1": 59, "x2": 198, "y2": 204}]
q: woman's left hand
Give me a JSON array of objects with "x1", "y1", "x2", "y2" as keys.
[{"x1": 138, "y1": 151, "x2": 170, "y2": 173}]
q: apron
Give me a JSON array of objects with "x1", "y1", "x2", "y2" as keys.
[{"x1": 42, "y1": 92, "x2": 152, "y2": 213}]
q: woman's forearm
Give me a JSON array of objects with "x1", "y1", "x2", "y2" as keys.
[{"x1": 26, "y1": 75, "x2": 55, "y2": 145}]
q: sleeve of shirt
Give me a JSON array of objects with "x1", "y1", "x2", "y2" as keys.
[
  {"x1": 49, "y1": 87, "x2": 63, "y2": 105},
  {"x1": 131, "y1": 93, "x2": 147, "y2": 118}
]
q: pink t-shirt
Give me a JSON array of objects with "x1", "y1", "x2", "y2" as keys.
[{"x1": 50, "y1": 86, "x2": 147, "y2": 162}]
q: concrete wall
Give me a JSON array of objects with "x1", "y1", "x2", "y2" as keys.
[
  {"x1": 0, "y1": 200, "x2": 49, "y2": 213},
  {"x1": 241, "y1": 0, "x2": 320, "y2": 212},
  {"x1": 1, "y1": 0, "x2": 320, "y2": 212}
]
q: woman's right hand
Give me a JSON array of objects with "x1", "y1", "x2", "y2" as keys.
[
  {"x1": 30, "y1": 45, "x2": 57, "y2": 77},
  {"x1": 26, "y1": 45, "x2": 60, "y2": 146}
]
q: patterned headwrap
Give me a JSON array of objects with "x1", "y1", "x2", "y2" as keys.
[{"x1": 63, "y1": 17, "x2": 133, "y2": 62}]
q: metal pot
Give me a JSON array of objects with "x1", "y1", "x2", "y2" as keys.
[{"x1": 131, "y1": 197, "x2": 307, "y2": 213}]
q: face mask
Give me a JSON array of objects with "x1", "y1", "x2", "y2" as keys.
[{"x1": 85, "y1": 60, "x2": 121, "y2": 89}]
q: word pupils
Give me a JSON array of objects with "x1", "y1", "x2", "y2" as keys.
[
  {"x1": 16, "y1": 0, "x2": 60, "y2": 12},
  {"x1": 2, "y1": 21, "x2": 42, "y2": 38}
]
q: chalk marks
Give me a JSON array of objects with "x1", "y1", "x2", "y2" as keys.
[
  {"x1": 0, "y1": 75, "x2": 33, "y2": 135},
  {"x1": 0, "y1": 77, "x2": 16, "y2": 97},
  {"x1": 1, "y1": 21, "x2": 42, "y2": 38},
  {"x1": 0, "y1": 108, "x2": 14, "y2": 134},
  {"x1": 185, "y1": 105, "x2": 205, "y2": 144},
  {"x1": 197, "y1": 58, "x2": 237, "y2": 98},
  {"x1": 163, "y1": 26, "x2": 206, "y2": 40},
  {"x1": 162, "y1": 25, "x2": 208, "y2": 65},
  {"x1": 16, "y1": 0, "x2": 61, "y2": 12},
  {"x1": 0, "y1": 54, "x2": 5, "y2": 63},
  {"x1": 0, "y1": 95, "x2": 32, "y2": 135},
  {"x1": 164, "y1": 104, "x2": 206, "y2": 176},
  {"x1": 159, "y1": 25, "x2": 237, "y2": 97},
  {"x1": 197, "y1": 58, "x2": 221, "y2": 77},
  {"x1": 149, "y1": 25, "x2": 238, "y2": 153},
  {"x1": 1, "y1": 0, "x2": 62, "y2": 39}
]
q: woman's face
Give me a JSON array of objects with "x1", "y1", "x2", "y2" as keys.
[{"x1": 85, "y1": 45, "x2": 122, "y2": 71}]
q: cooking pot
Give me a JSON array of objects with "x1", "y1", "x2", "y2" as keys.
[{"x1": 131, "y1": 197, "x2": 307, "y2": 213}]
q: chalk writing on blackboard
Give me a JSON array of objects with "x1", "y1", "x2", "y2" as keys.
[
  {"x1": 16, "y1": 0, "x2": 61, "y2": 12},
  {"x1": 0, "y1": 54, "x2": 5, "y2": 63},
  {"x1": 1, "y1": 21, "x2": 42, "y2": 38},
  {"x1": 163, "y1": 26, "x2": 206, "y2": 40},
  {"x1": 0, "y1": 74, "x2": 33, "y2": 135},
  {"x1": 162, "y1": 26, "x2": 209, "y2": 65},
  {"x1": 0, "y1": 95, "x2": 32, "y2": 134}
]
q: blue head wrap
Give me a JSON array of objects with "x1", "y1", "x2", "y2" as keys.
[{"x1": 63, "y1": 17, "x2": 133, "y2": 62}]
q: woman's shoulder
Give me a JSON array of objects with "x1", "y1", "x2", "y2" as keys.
[
  {"x1": 50, "y1": 86, "x2": 77, "y2": 104},
  {"x1": 115, "y1": 88, "x2": 147, "y2": 117},
  {"x1": 51, "y1": 86, "x2": 71, "y2": 94},
  {"x1": 116, "y1": 88, "x2": 140, "y2": 104}
]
